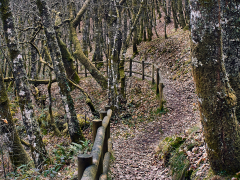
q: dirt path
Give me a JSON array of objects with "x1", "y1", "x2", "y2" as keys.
[{"x1": 110, "y1": 29, "x2": 200, "y2": 179}]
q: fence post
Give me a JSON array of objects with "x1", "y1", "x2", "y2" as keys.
[
  {"x1": 92, "y1": 119, "x2": 102, "y2": 142},
  {"x1": 156, "y1": 68, "x2": 159, "y2": 94},
  {"x1": 142, "y1": 60, "x2": 145, "y2": 80},
  {"x1": 152, "y1": 64, "x2": 155, "y2": 84},
  {"x1": 100, "y1": 111, "x2": 107, "y2": 120},
  {"x1": 129, "y1": 58, "x2": 132, "y2": 77},
  {"x1": 85, "y1": 67, "x2": 87, "y2": 77},
  {"x1": 159, "y1": 83, "x2": 164, "y2": 110},
  {"x1": 78, "y1": 154, "x2": 93, "y2": 180},
  {"x1": 104, "y1": 105, "x2": 111, "y2": 112}
]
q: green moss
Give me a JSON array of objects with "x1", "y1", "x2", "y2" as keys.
[
  {"x1": 170, "y1": 151, "x2": 190, "y2": 180},
  {"x1": 183, "y1": 25, "x2": 189, "y2": 31},
  {"x1": 56, "y1": 33, "x2": 80, "y2": 90},
  {"x1": 62, "y1": 114, "x2": 89, "y2": 135},
  {"x1": 157, "y1": 136, "x2": 186, "y2": 166},
  {"x1": 76, "y1": 114, "x2": 90, "y2": 129}
]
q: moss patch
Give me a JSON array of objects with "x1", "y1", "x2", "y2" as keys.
[
  {"x1": 170, "y1": 151, "x2": 190, "y2": 180},
  {"x1": 156, "y1": 136, "x2": 186, "y2": 166}
]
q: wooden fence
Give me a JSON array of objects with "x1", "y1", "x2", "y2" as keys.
[
  {"x1": 78, "y1": 59, "x2": 164, "y2": 110},
  {"x1": 78, "y1": 106, "x2": 112, "y2": 180},
  {"x1": 78, "y1": 58, "x2": 155, "y2": 82}
]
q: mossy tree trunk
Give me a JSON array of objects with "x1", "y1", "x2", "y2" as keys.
[
  {"x1": 132, "y1": 0, "x2": 138, "y2": 55},
  {"x1": 0, "y1": 0, "x2": 48, "y2": 168},
  {"x1": 184, "y1": 0, "x2": 190, "y2": 24},
  {"x1": 171, "y1": 0, "x2": 178, "y2": 31},
  {"x1": 30, "y1": 23, "x2": 38, "y2": 80},
  {"x1": 119, "y1": 1, "x2": 145, "y2": 99},
  {"x1": 147, "y1": 5, "x2": 153, "y2": 41},
  {"x1": 190, "y1": 0, "x2": 240, "y2": 174},
  {"x1": 69, "y1": 0, "x2": 108, "y2": 90},
  {"x1": 220, "y1": 0, "x2": 240, "y2": 124},
  {"x1": 47, "y1": 73, "x2": 61, "y2": 136},
  {"x1": 36, "y1": 0, "x2": 85, "y2": 143},
  {"x1": 82, "y1": 7, "x2": 90, "y2": 57},
  {"x1": 0, "y1": 67, "x2": 32, "y2": 168},
  {"x1": 178, "y1": 0, "x2": 186, "y2": 28},
  {"x1": 55, "y1": 30, "x2": 80, "y2": 90},
  {"x1": 92, "y1": 0, "x2": 103, "y2": 64}
]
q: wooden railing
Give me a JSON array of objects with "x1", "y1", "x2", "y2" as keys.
[
  {"x1": 78, "y1": 59, "x2": 164, "y2": 110},
  {"x1": 78, "y1": 106, "x2": 112, "y2": 180},
  {"x1": 78, "y1": 58, "x2": 156, "y2": 82}
]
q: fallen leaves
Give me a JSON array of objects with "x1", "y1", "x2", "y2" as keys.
[{"x1": 2, "y1": 119, "x2": 8, "y2": 124}]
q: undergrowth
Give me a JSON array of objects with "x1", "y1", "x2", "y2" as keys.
[{"x1": 5, "y1": 140, "x2": 92, "y2": 179}]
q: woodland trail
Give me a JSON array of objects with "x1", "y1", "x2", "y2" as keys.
[{"x1": 110, "y1": 29, "x2": 200, "y2": 179}]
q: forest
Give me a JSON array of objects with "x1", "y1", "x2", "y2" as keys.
[{"x1": 0, "y1": 0, "x2": 240, "y2": 179}]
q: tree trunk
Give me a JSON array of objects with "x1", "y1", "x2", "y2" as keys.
[
  {"x1": 56, "y1": 33, "x2": 80, "y2": 88},
  {"x1": 36, "y1": 0, "x2": 85, "y2": 143},
  {"x1": 0, "y1": 67, "x2": 32, "y2": 168},
  {"x1": 220, "y1": 0, "x2": 240, "y2": 124},
  {"x1": 171, "y1": 0, "x2": 178, "y2": 31},
  {"x1": 190, "y1": 0, "x2": 240, "y2": 174},
  {"x1": 132, "y1": 0, "x2": 138, "y2": 55},
  {"x1": 92, "y1": 0, "x2": 103, "y2": 64},
  {"x1": 0, "y1": 0, "x2": 48, "y2": 168},
  {"x1": 69, "y1": 0, "x2": 108, "y2": 90},
  {"x1": 178, "y1": 0, "x2": 186, "y2": 28}
]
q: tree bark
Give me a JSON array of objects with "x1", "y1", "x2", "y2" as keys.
[
  {"x1": 0, "y1": 0, "x2": 48, "y2": 168},
  {"x1": 171, "y1": 0, "x2": 178, "y2": 31},
  {"x1": 190, "y1": 0, "x2": 240, "y2": 174},
  {"x1": 0, "y1": 67, "x2": 32, "y2": 168},
  {"x1": 178, "y1": 0, "x2": 186, "y2": 28},
  {"x1": 36, "y1": 0, "x2": 85, "y2": 143},
  {"x1": 220, "y1": 0, "x2": 240, "y2": 123},
  {"x1": 70, "y1": 0, "x2": 108, "y2": 90}
]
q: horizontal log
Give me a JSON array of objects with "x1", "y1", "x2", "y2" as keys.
[
  {"x1": 125, "y1": 71, "x2": 152, "y2": 78},
  {"x1": 102, "y1": 109, "x2": 112, "y2": 129},
  {"x1": 107, "y1": 109, "x2": 112, "y2": 117},
  {"x1": 108, "y1": 138, "x2": 112, "y2": 152},
  {"x1": 81, "y1": 164, "x2": 97, "y2": 180},
  {"x1": 78, "y1": 71, "x2": 107, "y2": 75},
  {"x1": 92, "y1": 126, "x2": 105, "y2": 166},
  {"x1": 99, "y1": 174, "x2": 107, "y2": 180},
  {"x1": 103, "y1": 152, "x2": 111, "y2": 174},
  {"x1": 125, "y1": 59, "x2": 151, "y2": 65},
  {"x1": 4, "y1": 77, "x2": 57, "y2": 84}
]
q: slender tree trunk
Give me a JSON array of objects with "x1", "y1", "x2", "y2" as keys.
[
  {"x1": 82, "y1": 8, "x2": 90, "y2": 57},
  {"x1": 56, "y1": 32, "x2": 80, "y2": 88},
  {"x1": 172, "y1": 0, "x2": 178, "y2": 31},
  {"x1": 47, "y1": 73, "x2": 61, "y2": 136},
  {"x1": 190, "y1": 0, "x2": 240, "y2": 174},
  {"x1": 36, "y1": 0, "x2": 85, "y2": 143},
  {"x1": 184, "y1": 0, "x2": 190, "y2": 24},
  {"x1": 92, "y1": 0, "x2": 103, "y2": 64},
  {"x1": 132, "y1": 0, "x2": 138, "y2": 55},
  {"x1": 178, "y1": 0, "x2": 186, "y2": 28}
]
